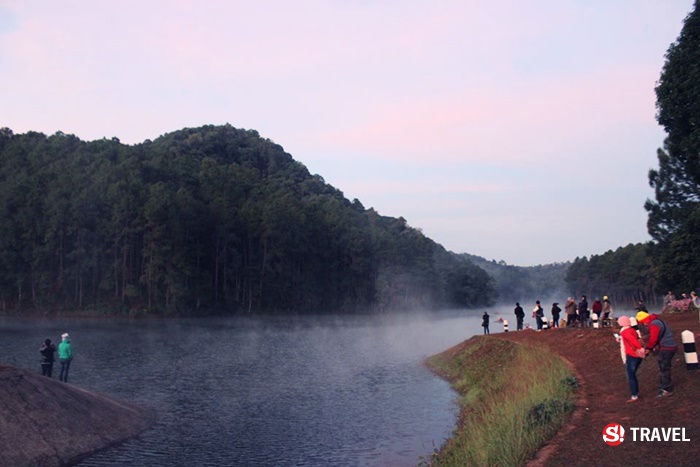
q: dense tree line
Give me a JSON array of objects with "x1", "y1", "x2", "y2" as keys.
[
  {"x1": 0, "y1": 125, "x2": 494, "y2": 315},
  {"x1": 469, "y1": 243, "x2": 657, "y2": 309},
  {"x1": 564, "y1": 243, "x2": 658, "y2": 306},
  {"x1": 645, "y1": 1, "x2": 700, "y2": 294}
]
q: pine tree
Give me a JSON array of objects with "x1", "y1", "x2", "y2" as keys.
[
  {"x1": 646, "y1": 1, "x2": 700, "y2": 291},
  {"x1": 645, "y1": 1, "x2": 700, "y2": 242}
]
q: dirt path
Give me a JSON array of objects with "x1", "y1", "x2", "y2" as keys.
[{"x1": 493, "y1": 311, "x2": 700, "y2": 467}]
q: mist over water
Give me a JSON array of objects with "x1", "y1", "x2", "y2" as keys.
[{"x1": 1, "y1": 309, "x2": 495, "y2": 466}]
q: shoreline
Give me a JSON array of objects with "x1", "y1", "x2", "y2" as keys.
[
  {"x1": 426, "y1": 336, "x2": 576, "y2": 465},
  {"x1": 428, "y1": 311, "x2": 700, "y2": 466},
  {"x1": 0, "y1": 366, "x2": 154, "y2": 467}
]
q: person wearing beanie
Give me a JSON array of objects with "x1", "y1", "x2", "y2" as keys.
[
  {"x1": 617, "y1": 316, "x2": 646, "y2": 402},
  {"x1": 636, "y1": 311, "x2": 678, "y2": 397},
  {"x1": 58, "y1": 332, "x2": 73, "y2": 383}
]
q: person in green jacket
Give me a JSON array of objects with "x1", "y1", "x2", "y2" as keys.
[{"x1": 58, "y1": 332, "x2": 73, "y2": 382}]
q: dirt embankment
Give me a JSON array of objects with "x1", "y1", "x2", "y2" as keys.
[
  {"x1": 492, "y1": 311, "x2": 700, "y2": 467},
  {"x1": 0, "y1": 366, "x2": 153, "y2": 467}
]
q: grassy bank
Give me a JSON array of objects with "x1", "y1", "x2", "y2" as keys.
[{"x1": 425, "y1": 336, "x2": 577, "y2": 466}]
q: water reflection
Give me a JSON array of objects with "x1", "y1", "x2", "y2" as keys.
[{"x1": 1, "y1": 309, "x2": 493, "y2": 466}]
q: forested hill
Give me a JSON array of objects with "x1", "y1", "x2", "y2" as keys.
[
  {"x1": 0, "y1": 125, "x2": 494, "y2": 315},
  {"x1": 464, "y1": 243, "x2": 660, "y2": 308}
]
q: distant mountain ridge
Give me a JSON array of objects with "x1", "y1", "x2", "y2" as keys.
[{"x1": 461, "y1": 253, "x2": 570, "y2": 305}]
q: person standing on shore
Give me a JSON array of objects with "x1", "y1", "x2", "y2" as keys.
[
  {"x1": 601, "y1": 296, "x2": 613, "y2": 326},
  {"x1": 39, "y1": 338, "x2": 56, "y2": 378},
  {"x1": 617, "y1": 316, "x2": 646, "y2": 402},
  {"x1": 690, "y1": 292, "x2": 700, "y2": 314},
  {"x1": 534, "y1": 301, "x2": 544, "y2": 330},
  {"x1": 578, "y1": 295, "x2": 589, "y2": 327},
  {"x1": 482, "y1": 311, "x2": 490, "y2": 335},
  {"x1": 58, "y1": 332, "x2": 73, "y2": 383},
  {"x1": 514, "y1": 303, "x2": 525, "y2": 331},
  {"x1": 551, "y1": 303, "x2": 561, "y2": 328},
  {"x1": 564, "y1": 297, "x2": 577, "y2": 327},
  {"x1": 663, "y1": 291, "x2": 676, "y2": 312},
  {"x1": 636, "y1": 311, "x2": 678, "y2": 397},
  {"x1": 591, "y1": 298, "x2": 603, "y2": 325},
  {"x1": 635, "y1": 299, "x2": 648, "y2": 313}
]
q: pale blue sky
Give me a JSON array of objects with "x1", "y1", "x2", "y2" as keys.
[{"x1": 0, "y1": 1, "x2": 695, "y2": 265}]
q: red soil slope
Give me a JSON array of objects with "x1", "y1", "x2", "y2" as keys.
[{"x1": 493, "y1": 311, "x2": 700, "y2": 467}]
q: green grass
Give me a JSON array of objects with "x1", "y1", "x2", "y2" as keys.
[{"x1": 425, "y1": 338, "x2": 576, "y2": 467}]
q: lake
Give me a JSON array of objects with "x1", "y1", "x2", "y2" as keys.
[{"x1": 1, "y1": 308, "x2": 508, "y2": 466}]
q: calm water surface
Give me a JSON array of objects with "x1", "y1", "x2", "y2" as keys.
[{"x1": 1, "y1": 308, "x2": 504, "y2": 466}]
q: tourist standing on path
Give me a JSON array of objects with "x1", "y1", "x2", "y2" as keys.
[
  {"x1": 601, "y1": 296, "x2": 613, "y2": 326},
  {"x1": 533, "y1": 301, "x2": 544, "y2": 330},
  {"x1": 591, "y1": 298, "x2": 603, "y2": 323},
  {"x1": 551, "y1": 302, "x2": 561, "y2": 328},
  {"x1": 578, "y1": 295, "x2": 589, "y2": 327},
  {"x1": 690, "y1": 291, "x2": 700, "y2": 315},
  {"x1": 663, "y1": 291, "x2": 676, "y2": 312},
  {"x1": 636, "y1": 311, "x2": 678, "y2": 397},
  {"x1": 482, "y1": 311, "x2": 490, "y2": 335},
  {"x1": 564, "y1": 297, "x2": 577, "y2": 327},
  {"x1": 514, "y1": 302, "x2": 525, "y2": 331},
  {"x1": 617, "y1": 316, "x2": 646, "y2": 402},
  {"x1": 39, "y1": 338, "x2": 56, "y2": 378},
  {"x1": 58, "y1": 332, "x2": 73, "y2": 383}
]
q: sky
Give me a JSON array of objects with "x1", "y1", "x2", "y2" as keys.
[{"x1": 0, "y1": 1, "x2": 695, "y2": 266}]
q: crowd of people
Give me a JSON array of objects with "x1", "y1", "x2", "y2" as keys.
[
  {"x1": 39, "y1": 332, "x2": 73, "y2": 382},
  {"x1": 663, "y1": 290, "x2": 700, "y2": 315},
  {"x1": 505, "y1": 296, "x2": 681, "y2": 402},
  {"x1": 512, "y1": 295, "x2": 615, "y2": 331}
]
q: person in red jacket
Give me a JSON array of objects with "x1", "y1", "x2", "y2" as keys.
[
  {"x1": 617, "y1": 316, "x2": 646, "y2": 402},
  {"x1": 636, "y1": 311, "x2": 678, "y2": 397},
  {"x1": 591, "y1": 298, "x2": 603, "y2": 323}
]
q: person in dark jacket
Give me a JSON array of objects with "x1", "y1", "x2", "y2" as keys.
[
  {"x1": 635, "y1": 299, "x2": 648, "y2": 313},
  {"x1": 481, "y1": 311, "x2": 490, "y2": 335},
  {"x1": 514, "y1": 303, "x2": 525, "y2": 330},
  {"x1": 39, "y1": 338, "x2": 56, "y2": 377},
  {"x1": 578, "y1": 295, "x2": 589, "y2": 327},
  {"x1": 636, "y1": 311, "x2": 678, "y2": 397},
  {"x1": 551, "y1": 303, "x2": 561, "y2": 328},
  {"x1": 534, "y1": 300, "x2": 544, "y2": 330}
]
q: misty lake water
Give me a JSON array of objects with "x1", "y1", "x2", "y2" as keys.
[{"x1": 1, "y1": 308, "x2": 508, "y2": 466}]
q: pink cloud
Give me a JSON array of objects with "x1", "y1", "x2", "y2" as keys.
[{"x1": 314, "y1": 64, "x2": 661, "y2": 167}]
